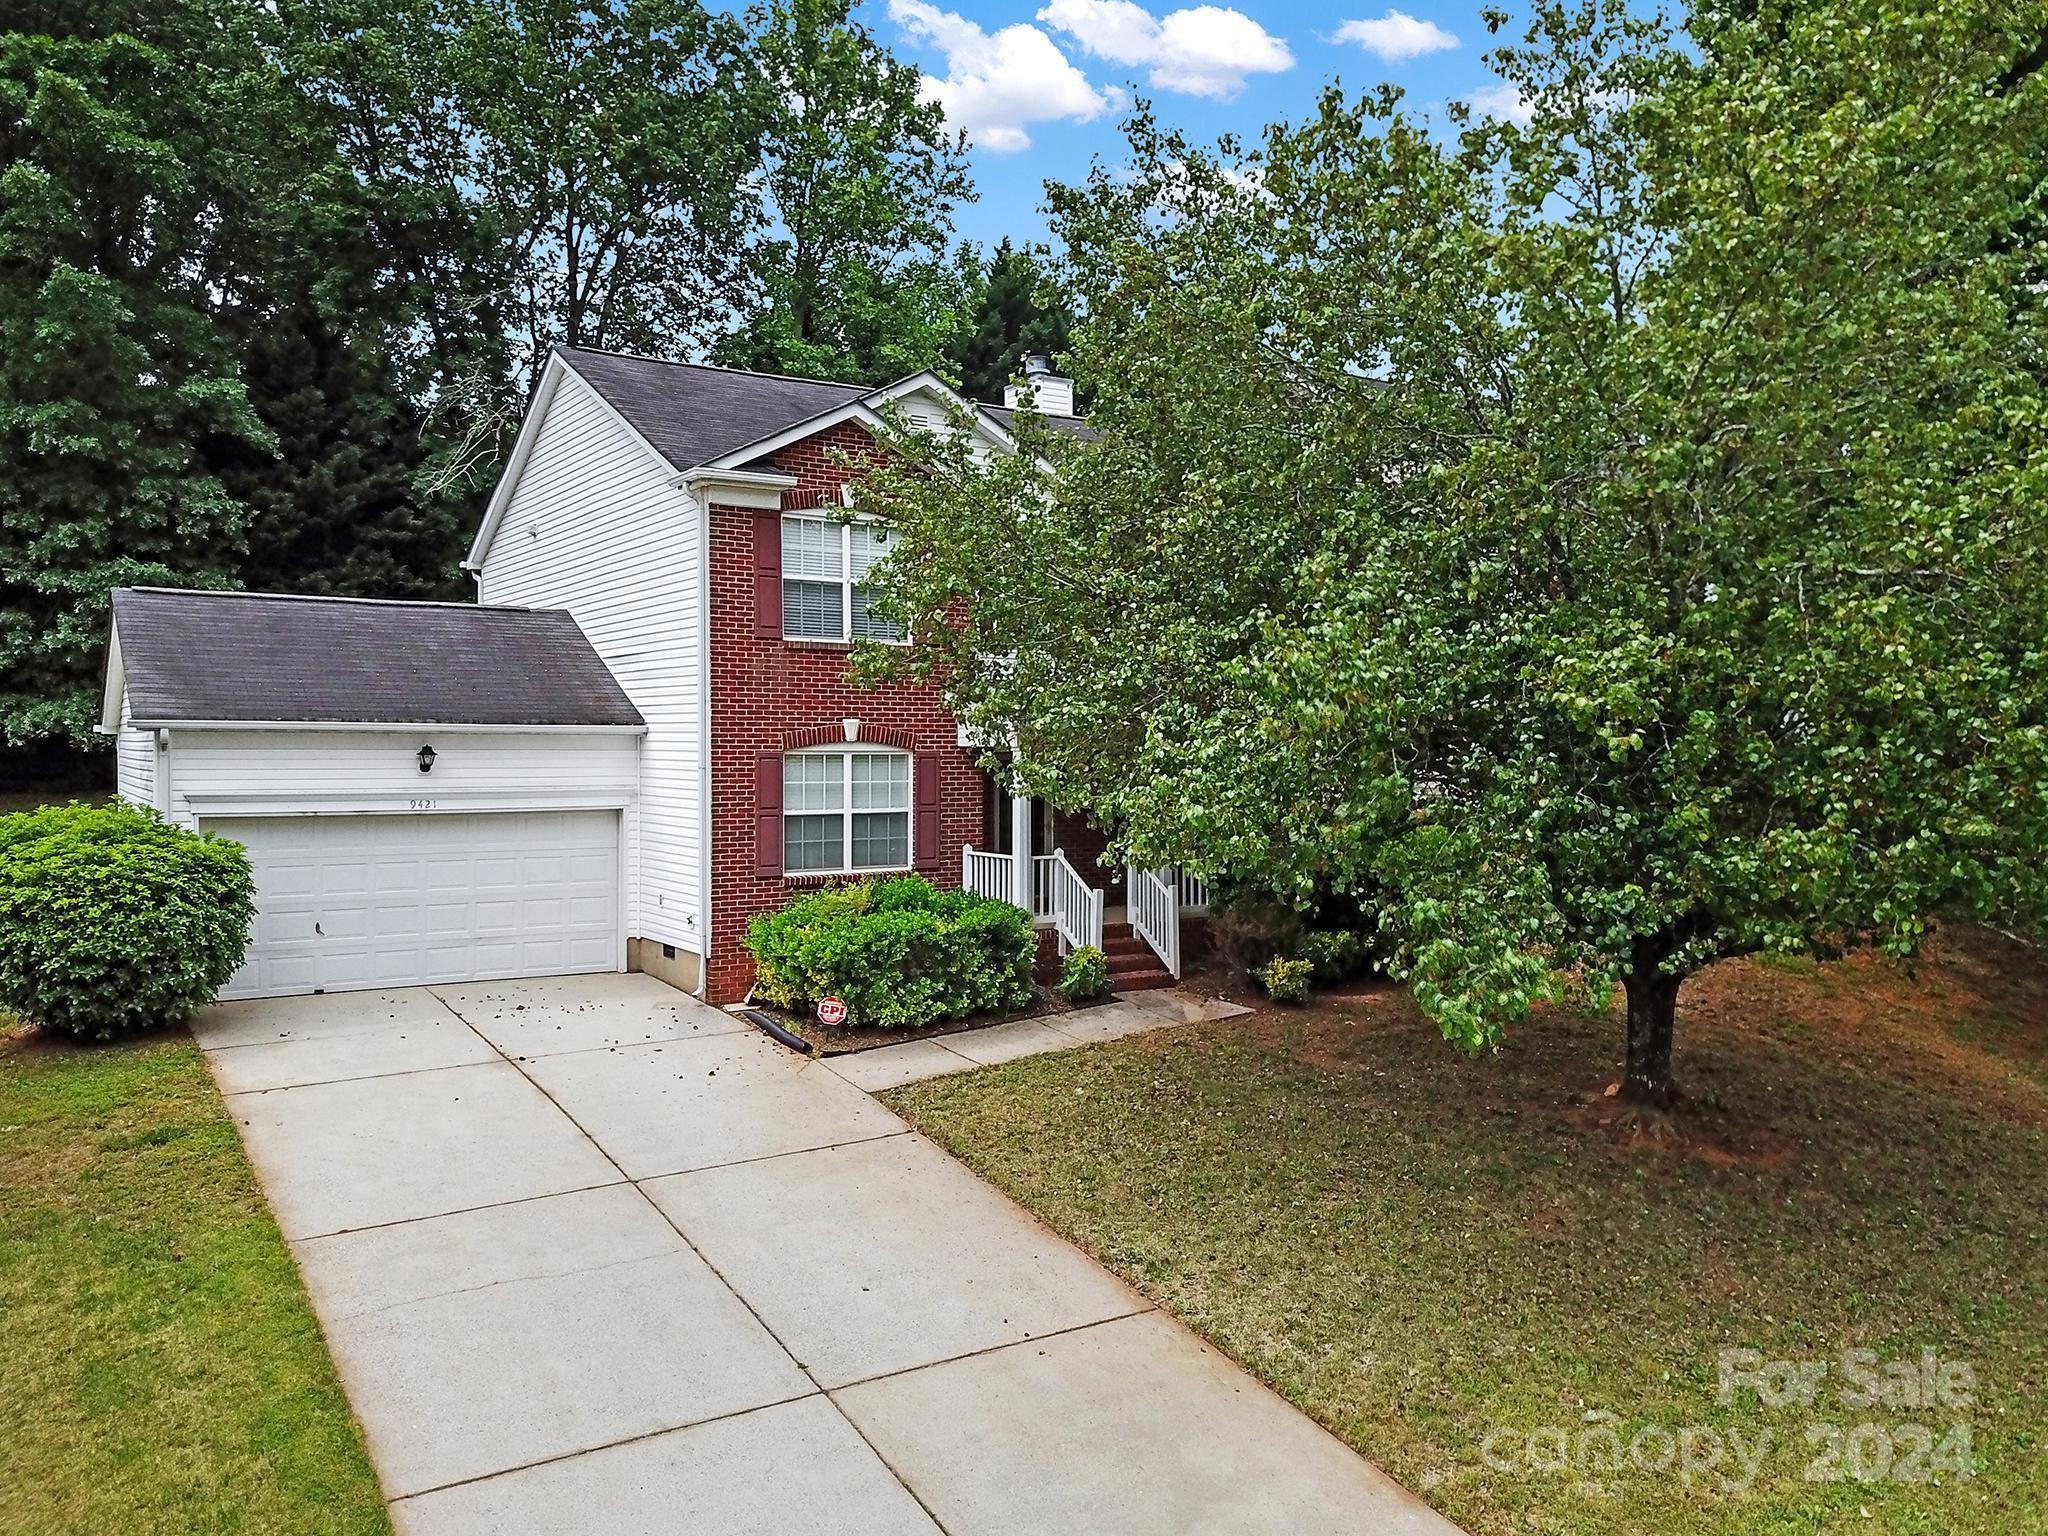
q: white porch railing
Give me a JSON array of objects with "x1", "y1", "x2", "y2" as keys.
[
  {"x1": 1128, "y1": 865, "x2": 1182, "y2": 978},
  {"x1": 1045, "y1": 848, "x2": 1103, "y2": 954},
  {"x1": 964, "y1": 847, "x2": 1062, "y2": 921},
  {"x1": 1031, "y1": 854, "x2": 1057, "y2": 920},
  {"x1": 972, "y1": 842, "x2": 1208, "y2": 975},
  {"x1": 962, "y1": 846, "x2": 1014, "y2": 905}
]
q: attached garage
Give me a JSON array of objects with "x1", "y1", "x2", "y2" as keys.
[
  {"x1": 101, "y1": 587, "x2": 645, "y2": 1001},
  {"x1": 213, "y1": 810, "x2": 623, "y2": 1000}
]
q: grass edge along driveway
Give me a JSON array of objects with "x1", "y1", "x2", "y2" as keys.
[
  {"x1": 1, "y1": 1025, "x2": 389, "y2": 1536},
  {"x1": 884, "y1": 938, "x2": 2047, "y2": 1536}
]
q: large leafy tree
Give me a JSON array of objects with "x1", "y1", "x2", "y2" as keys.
[
  {"x1": 862, "y1": 0, "x2": 2048, "y2": 1109},
  {"x1": 713, "y1": 0, "x2": 974, "y2": 384},
  {"x1": 1, "y1": 0, "x2": 477, "y2": 752},
  {"x1": 0, "y1": 2, "x2": 310, "y2": 745},
  {"x1": 273, "y1": 0, "x2": 517, "y2": 411},
  {"x1": 283, "y1": 0, "x2": 768, "y2": 425},
  {"x1": 946, "y1": 239, "x2": 1076, "y2": 404}
]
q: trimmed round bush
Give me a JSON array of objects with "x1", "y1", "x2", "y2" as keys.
[
  {"x1": 744, "y1": 873, "x2": 1035, "y2": 1029},
  {"x1": 1058, "y1": 944, "x2": 1109, "y2": 1001},
  {"x1": 0, "y1": 802, "x2": 255, "y2": 1039},
  {"x1": 1259, "y1": 955, "x2": 1313, "y2": 1005}
]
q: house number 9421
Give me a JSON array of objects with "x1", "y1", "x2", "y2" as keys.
[{"x1": 408, "y1": 797, "x2": 437, "y2": 811}]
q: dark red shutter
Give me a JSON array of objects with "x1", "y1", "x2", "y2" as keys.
[
  {"x1": 913, "y1": 753, "x2": 941, "y2": 870},
  {"x1": 753, "y1": 508, "x2": 782, "y2": 638},
  {"x1": 755, "y1": 752, "x2": 783, "y2": 877}
]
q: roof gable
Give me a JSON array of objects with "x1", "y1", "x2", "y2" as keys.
[
  {"x1": 559, "y1": 347, "x2": 868, "y2": 471},
  {"x1": 468, "y1": 347, "x2": 1093, "y2": 570},
  {"x1": 108, "y1": 588, "x2": 643, "y2": 728}
]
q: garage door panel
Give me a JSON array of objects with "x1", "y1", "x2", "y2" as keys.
[
  {"x1": 368, "y1": 906, "x2": 422, "y2": 939},
  {"x1": 320, "y1": 908, "x2": 375, "y2": 941},
  {"x1": 567, "y1": 895, "x2": 613, "y2": 925},
  {"x1": 323, "y1": 868, "x2": 376, "y2": 901},
  {"x1": 211, "y1": 811, "x2": 621, "y2": 1000},
  {"x1": 423, "y1": 900, "x2": 473, "y2": 936},
  {"x1": 472, "y1": 899, "x2": 520, "y2": 930}
]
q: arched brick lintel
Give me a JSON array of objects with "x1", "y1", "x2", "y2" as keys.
[{"x1": 780, "y1": 721, "x2": 915, "y2": 751}]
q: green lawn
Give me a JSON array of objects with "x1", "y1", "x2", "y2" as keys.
[
  {"x1": 884, "y1": 931, "x2": 2047, "y2": 1536},
  {"x1": 0, "y1": 1026, "x2": 389, "y2": 1536}
]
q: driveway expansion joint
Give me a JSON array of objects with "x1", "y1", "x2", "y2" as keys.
[{"x1": 201, "y1": 976, "x2": 1457, "y2": 1536}]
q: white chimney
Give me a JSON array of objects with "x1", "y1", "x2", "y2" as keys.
[{"x1": 1002, "y1": 353, "x2": 1075, "y2": 417}]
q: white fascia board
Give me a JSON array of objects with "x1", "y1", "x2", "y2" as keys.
[
  {"x1": 700, "y1": 375, "x2": 1018, "y2": 471},
  {"x1": 873, "y1": 372, "x2": 1025, "y2": 456},
  {"x1": 701, "y1": 400, "x2": 894, "y2": 472},
  {"x1": 465, "y1": 350, "x2": 682, "y2": 572},
  {"x1": 677, "y1": 466, "x2": 799, "y2": 509},
  {"x1": 96, "y1": 627, "x2": 125, "y2": 735},
  {"x1": 873, "y1": 372, "x2": 1022, "y2": 455},
  {"x1": 127, "y1": 719, "x2": 648, "y2": 735}
]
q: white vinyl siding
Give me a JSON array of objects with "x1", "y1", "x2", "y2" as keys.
[
  {"x1": 475, "y1": 369, "x2": 705, "y2": 956},
  {"x1": 783, "y1": 747, "x2": 911, "y2": 875},
  {"x1": 114, "y1": 690, "x2": 154, "y2": 809},
  {"x1": 781, "y1": 515, "x2": 904, "y2": 643},
  {"x1": 162, "y1": 729, "x2": 639, "y2": 827}
]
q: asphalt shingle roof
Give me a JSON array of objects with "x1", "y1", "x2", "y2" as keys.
[
  {"x1": 555, "y1": 346, "x2": 1093, "y2": 468},
  {"x1": 111, "y1": 588, "x2": 643, "y2": 727},
  {"x1": 557, "y1": 347, "x2": 867, "y2": 470}
]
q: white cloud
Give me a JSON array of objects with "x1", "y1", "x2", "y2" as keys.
[
  {"x1": 1038, "y1": 0, "x2": 1294, "y2": 101},
  {"x1": 1467, "y1": 81, "x2": 1534, "y2": 124},
  {"x1": 1333, "y1": 10, "x2": 1459, "y2": 61},
  {"x1": 889, "y1": 0, "x2": 1117, "y2": 152}
]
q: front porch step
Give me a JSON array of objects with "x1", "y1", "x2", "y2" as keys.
[
  {"x1": 1074, "y1": 919, "x2": 1173, "y2": 987},
  {"x1": 1109, "y1": 969, "x2": 1176, "y2": 993}
]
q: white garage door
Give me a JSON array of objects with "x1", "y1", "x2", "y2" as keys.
[{"x1": 210, "y1": 810, "x2": 621, "y2": 1000}]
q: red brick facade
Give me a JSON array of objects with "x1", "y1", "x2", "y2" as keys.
[
  {"x1": 705, "y1": 420, "x2": 983, "y2": 1000},
  {"x1": 1049, "y1": 807, "x2": 1116, "y2": 885}
]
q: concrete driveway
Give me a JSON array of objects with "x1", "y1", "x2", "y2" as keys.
[{"x1": 195, "y1": 976, "x2": 1459, "y2": 1536}]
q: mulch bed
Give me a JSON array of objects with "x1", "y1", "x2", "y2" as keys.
[{"x1": 750, "y1": 987, "x2": 1115, "y2": 1056}]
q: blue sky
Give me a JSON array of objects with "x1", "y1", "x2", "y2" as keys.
[{"x1": 862, "y1": 0, "x2": 1532, "y2": 249}]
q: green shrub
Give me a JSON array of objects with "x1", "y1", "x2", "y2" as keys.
[
  {"x1": 1211, "y1": 894, "x2": 1306, "y2": 975},
  {"x1": 1298, "y1": 928, "x2": 1373, "y2": 983},
  {"x1": 0, "y1": 802, "x2": 255, "y2": 1039},
  {"x1": 1259, "y1": 956, "x2": 1313, "y2": 1005},
  {"x1": 744, "y1": 874, "x2": 1035, "y2": 1028},
  {"x1": 1058, "y1": 944, "x2": 1109, "y2": 1001}
]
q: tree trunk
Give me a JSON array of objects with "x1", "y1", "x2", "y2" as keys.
[{"x1": 1621, "y1": 963, "x2": 1681, "y2": 1108}]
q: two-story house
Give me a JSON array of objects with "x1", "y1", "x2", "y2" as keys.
[{"x1": 100, "y1": 348, "x2": 1200, "y2": 1002}]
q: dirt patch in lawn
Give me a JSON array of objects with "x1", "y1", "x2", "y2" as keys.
[{"x1": 886, "y1": 924, "x2": 2048, "y2": 1536}]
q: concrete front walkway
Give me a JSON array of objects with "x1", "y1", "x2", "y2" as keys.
[
  {"x1": 196, "y1": 975, "x2": 1459, "y2": 1536},
  {"x1": 817, "y1": 989, "x2": 1252, "y2": 1092}
]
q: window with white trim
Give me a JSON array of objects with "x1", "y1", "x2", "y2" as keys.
[
  {"x1": 783, "y1": 748, "x2": 912, "y2": 874},
  {"x1": 781, "y1": 515, "x2": 905, "y2": 642}
]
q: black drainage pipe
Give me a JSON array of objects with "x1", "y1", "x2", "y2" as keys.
[{"x1": 741, "y1": 1007, "x2": 813, "y2": 1055}]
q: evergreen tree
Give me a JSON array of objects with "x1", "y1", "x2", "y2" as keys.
[
  {"x1": 949, "y1": 241, "x2": 1076, "y2": 405},
  {"x1": 0, "y1": 0, "x2": 470, "y2": 751},
  {"x1": 0, "y1": 2, "x2": 287, "y2": 746},
  {"x1": 218, "y1": 300, "x2": 468, "y2": 600}
]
